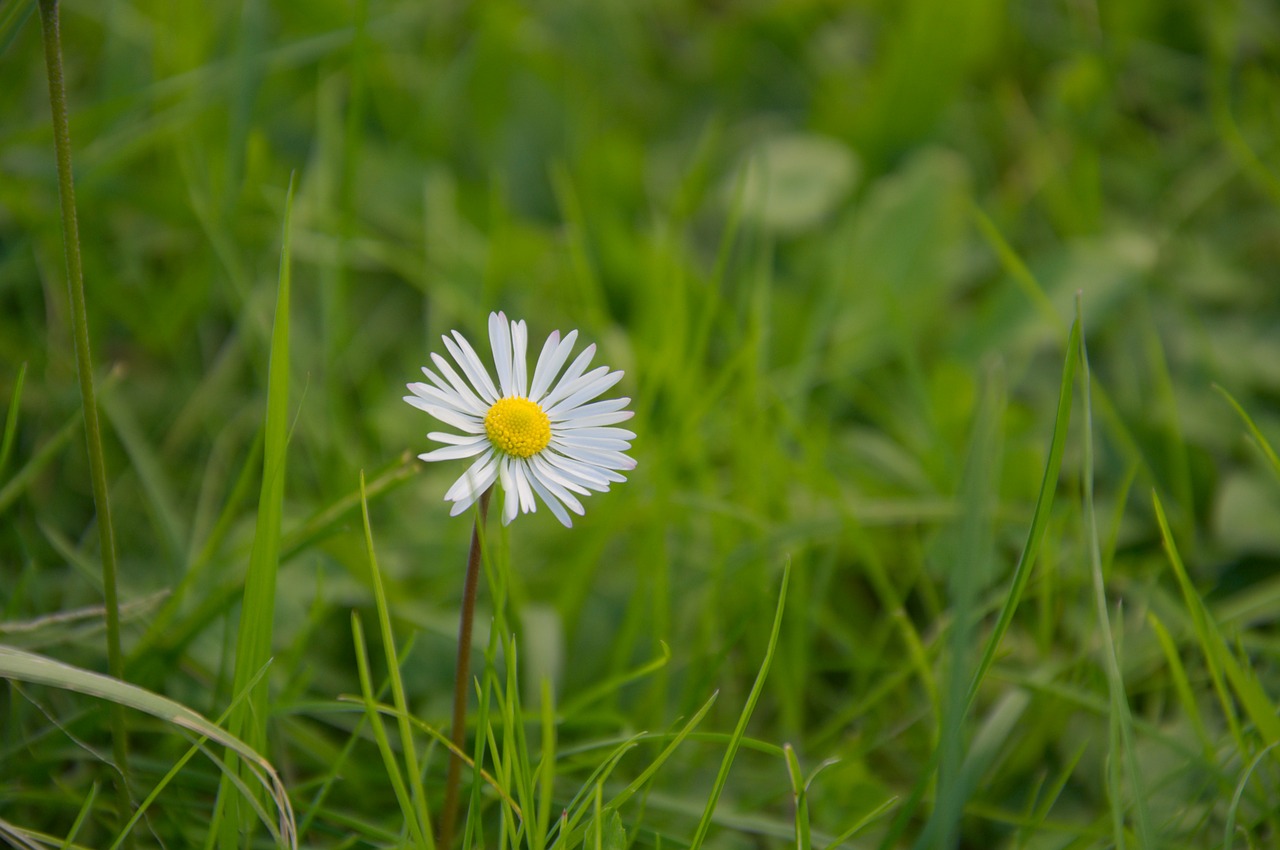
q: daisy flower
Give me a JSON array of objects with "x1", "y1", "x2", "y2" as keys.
[{"x1": 405, "y1": 312, "x2": 636, "y2": 526}]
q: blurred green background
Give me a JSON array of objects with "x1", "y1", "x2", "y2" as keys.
[{"x1": 3, "y1": 0, "x2": 1280, "y2": 846}]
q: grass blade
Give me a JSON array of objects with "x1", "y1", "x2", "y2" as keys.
[
  {"x1": 0, "y1": 409, "x2": 80, "y2": 517},
  {"x1": 0, "y1": 646, "x2": 295, "y2": 846},
  {"x1": 1213, "y1": 384, "x2": 1280, "y2": 481},
  {"x1": 967, "y1": 316, "x2": 1078, "y2": 709},
  {"x1": 358, "y1": 470, "x2": 435, "y2": 848},
  {"x1": 1153, "y1": 494, "x2": 1280, "y2": 748},
  {"x1": 687, "y1": 562, "x2": 789, "y2": 850},
  {"x1": 0, "y1": 362, "x2": 26, "y2": 479},
  {"x1": 217, "y1": 173, "x2": 296, "y2": 845},
  {"x1": 1078, "y1": 294, "x2": 1153, "y2": 849},
  {"x1": 350, "y1": 613, "x2": 432, "y2": 850}
]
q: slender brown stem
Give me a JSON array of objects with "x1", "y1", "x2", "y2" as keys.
[
  {"x1": 38, "y1": 0, "x2": 133, "y2": 838},
  {"x1": 439, "y1": 487, "x2": 492, "y2": 849}
]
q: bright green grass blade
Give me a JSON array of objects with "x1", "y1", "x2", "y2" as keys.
[
  {"x1": 551, "y1": 733, "x2": 644, "y2": 845},
  {"x1": 1146, "y1": 612, "x2": 1214, "y2": 759},
  {"x1": 61, "y1": 782, "x2": 97, "y2": 850},
  {"x1": 217, "y1": 174, "x2": 295, "y2": 846},
  {"x1": 0, "y1": 361, "x2": 26, "y2": 479},
  {"x1": 1078, "y1": 295, "x2": 1153, "y2": 849},
  {"x1": 783, "y1": 745, "x2": 812, "y2": 850},
  {"x1": 1213, "y1": 384, "x2": 1280, "y2": 481},
  {"x1": 536, "y1": 678, "x2": 556, "y2": 849},
  {"x1": 359, "y1": 470, "x2": 435, "y2": 849},
  {"x1": 0, "y1": 646, "x2": 295, "y2": 846},
  {"x1": 1224, "y1": 741, "x2": 1280, "y2": 848},
  {"x1": 967, "y1": 316, "x2": 1079, "y2": 709},
  {"x1": 915, "y1": 363, "x2": 1006, "y2": 850},
  {"x1": 504, "y1": 639, "x2": 538, "y2": 848},
  {"x1": 1153, "y1": 493, "x2": 1280, "y2": 748},
  {"x1": 687, "y1": 563, "x2": 789, "y2": 850},
  {"x1": 332, "y1": 695, "x2": 524, "y2": 817},
  {"x1": 464, "y1": 625, "x2": 499, "y2": 850},
  {"x1": 350, "y1": 612, "x2": 432, "y2": 849},
  {"x1": 822, "y1": 796, "x2": 899, "y2": 850},
  {"x1": 602, "y1": 692, "x2": 718, "y2": 815}
]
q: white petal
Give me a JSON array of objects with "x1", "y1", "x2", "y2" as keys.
[
  {"x1": 489, "y1": 312, "x2": 514, "y2": 397},
  {"x1": 407, "y1": 382, "x2": 478, "y2": 418},
  {"x1": 542, "y1": 451, "x2": 615, "y2": 491},
  {"x1": 511, "y1": 459, "x2": 537, "y2": 513},
  {"x1": 555, "y1": 435, "x2": 632, "y2": 452},
  {"x1": 540, "y1": 365, "x2": 606, "y2": 411},
  {"x1": 445, "y1": 451, "x2": 499, "y2": 503},
  {"x1": 418, "y1": 441, "x2": 490, "y2": 462},
  {"x1": 556, "y1": 410, "x2": 635, "y2": 429},
  {"x1": 404, "y1": 396, "x2": 486, "y2": 433},
  {"x1": 527, "y1": 473, "x2": 572, "y2": 527},
  {"x1": 553, "y1": 425, "x2": 636, "y2": 441},
  {"x1": 539, "y1": 345, "x2": 596, "y2": 408},
  {"x1": 428, "y1": 431, "x2": 488, "y2": 446},
  {"x1": 511, "y1": 319, "x2": 529, "y2": 397},
  {"x1": 498, "y1": 457, "x2": 520, "y2": 525},
  {"x1": 529, "y1": 330, "x2": 578, "y2": 401},
  {"x1": 549, "y1": 398, "x2": 632, "y2": 423},
  {"x1": 444, "y1": 332, "x2": 499, "y2": 404},
  {"x1": 530, "y1": 454, "x2": 593, "y2": 496},
  {"x1": 544, "y1": 370, "x2": 624, "y2": 416},
  {"x1": 528, "y1": 457, "x2": 587, "y2": 512},
  {"x1": 552, "y1": 441, "x2": 637, "y2": 472},
  {"x1": 427, "y1": 355, "x2": 489, "y2": 414}
]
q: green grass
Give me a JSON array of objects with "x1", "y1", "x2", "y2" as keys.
[{"x1": 4, "y1": 0, "x2": 1280, "y2": 847}]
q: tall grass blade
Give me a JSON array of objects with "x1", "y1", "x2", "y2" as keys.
[
  {"x1": 967, "y1": 316, "x2": 1078, "y2": 709},
  {"x1": 1078, "y1": 294, "x2": 1153, "y2": 849},
  {"x1": 216, "y1": 173, "x2": 296, "y2": 846},
  {"x1": 687, "y1": 563, "x2": 789, "y2": 850},
  {"x1": 1153, "y1": 494, "x2": 1280, "y2": 748},
  {"x1": 350, "y1": 613, "x2": 432, "y2": 849},
  {"x1": 358, "y1": 470, "x2": 435, "y2": 849},
  {"x1": 38, "y1": 0, "x2": 132, "y2": 827},
  {"x1": 916, "y1": 363, "x2": 1005, "y2": 850}
]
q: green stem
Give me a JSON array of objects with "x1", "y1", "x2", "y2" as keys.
[
  {"x1": 38, "y1": 0, "x2": 132, "y2": 831},
  {"x1": 439, "y1": 487, "x2": 492, "y2": 849}
]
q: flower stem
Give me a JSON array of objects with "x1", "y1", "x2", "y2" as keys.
[
  {"x1": 38, "y1": 0, "x2": 133, "y2": 835},
  {"x1": 439, "y1": 487, "x2": 492, "y2": 849}
]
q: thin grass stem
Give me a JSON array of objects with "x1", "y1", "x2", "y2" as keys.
[
  {"x1": 440, "y1": 487, "x2": 492, "y2": 849},
  {"x1": 37, "y1": 0, "x2": 131, "y2": 833}
]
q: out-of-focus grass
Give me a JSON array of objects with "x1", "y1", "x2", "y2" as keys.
[{"x1": 3, "y1": 0, "x2": 1280, "y2": 847}]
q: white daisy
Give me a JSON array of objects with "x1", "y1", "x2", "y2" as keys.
[{"x1": 405, "y1": 312, "x2": 637, "y2": 527}]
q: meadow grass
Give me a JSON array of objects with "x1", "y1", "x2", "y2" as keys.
[{"x1": 3, "y1": 0, "x2": 1280, "y2": 847}]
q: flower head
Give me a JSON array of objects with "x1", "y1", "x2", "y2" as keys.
[{"x1": 405, "y1": 312, "x2": 636, "y2": 526}]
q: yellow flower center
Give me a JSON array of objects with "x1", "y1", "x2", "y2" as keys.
[{"x1": 484, "y1": 397, "x2": 552, "y2": 459}]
